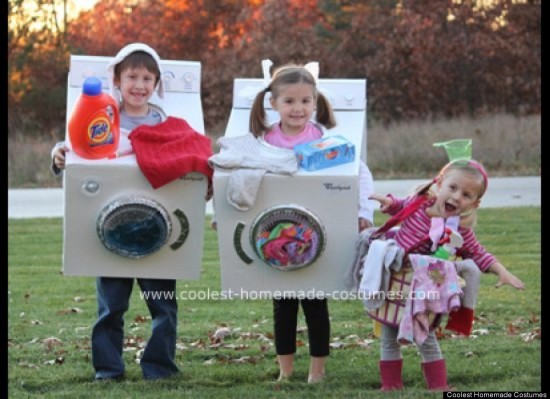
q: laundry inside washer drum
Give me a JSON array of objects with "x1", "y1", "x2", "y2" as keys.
[
  {"x1": 250, "y1": 205, "x2": 326, "y2": 271},
  {"x1": 97, "y1": 197, "x2": 172, "y2": 258}
]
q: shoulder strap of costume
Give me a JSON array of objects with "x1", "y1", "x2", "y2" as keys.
[{"x1": 370, "y1": 194, "x2": 428, "y2": 241}]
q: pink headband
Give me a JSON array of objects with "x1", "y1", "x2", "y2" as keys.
[{"x1": 467, "y1": 160, "x2": 489, "y2": 193}]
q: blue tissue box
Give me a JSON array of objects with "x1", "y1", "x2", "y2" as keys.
[{"x1": 294, "y1": 135, "x2": 355, "y2": 171}]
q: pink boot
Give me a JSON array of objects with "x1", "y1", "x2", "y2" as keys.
[
  {"x1": 421, "y1": 359, "x2": 450, "y2": 391},
  {"x1": 379, "y1": 359, "x2": 403, "y2": 391},
  {"x1": 446, "y1": 307, "x2": 475, "y2": 336}
]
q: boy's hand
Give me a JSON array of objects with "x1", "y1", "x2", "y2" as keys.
[
  {"x1": 54, "y1": 146, "x2": 69, "y2": 170},
  {"x1": 205, "y1": 181, "x2": 213, "y2": 201}
]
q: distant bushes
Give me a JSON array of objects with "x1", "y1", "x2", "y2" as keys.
[{"x1": 8, "y1": 113, "x2": 540, "y2": 188}]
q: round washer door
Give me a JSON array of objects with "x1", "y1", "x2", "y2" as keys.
[
  {"x1": 97, "y1": 196, "x2": 172, "y2": 258},
  {"x1": 250, "y1": 204, "x2": 326, "y2": 271}
]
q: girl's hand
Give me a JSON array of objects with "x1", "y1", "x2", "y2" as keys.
[
  {"x1": 495, "y1": 269, "x2": 525, "y2": 290},
  {"x1": 489, "y1": 262, "x2": 525, "y2": 290},
  {"x1": 54, "y1": 146, "x2": 69, "y2": 170},
  {"x1": 368, "y1": 193, "x2": 393, "y2": 212},
  {"x1": 358, "y1": 218, "x2": 373, "y2": 232}
]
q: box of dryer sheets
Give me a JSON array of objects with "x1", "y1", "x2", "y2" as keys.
[{"x1": 294, "y1": 135, "x2": 355, "y2": 171}]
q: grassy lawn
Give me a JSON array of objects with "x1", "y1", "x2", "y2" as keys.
[{"x1": 8, "y1": 207, "x2": 541, "y2": 398}]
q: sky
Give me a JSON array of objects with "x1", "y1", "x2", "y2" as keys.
[
  {"x1": 66, "y1": 0, "x2": 99, "y2": 19},
  {"x1": 11, "y1": 0, "x2": 101, "y2": 33}
]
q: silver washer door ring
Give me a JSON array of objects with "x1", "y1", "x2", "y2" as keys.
[
  {"x1": 97, "y1": 196, "x2": 172, "y2": 259},
  {"x1": 250, "y1": 204, "x2": 326, "y2": 271}
]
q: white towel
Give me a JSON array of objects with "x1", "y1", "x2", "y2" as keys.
[
  {"x1": 359, "y1": 239, "x2": 404, "y2": 310},
  {"x1": 209, "y1": 133, "x2": 298, "y2": 211},
  {"x1": 344, "y1": 227, "x2": 378, "y2": 290},
  {"x1": 226, "y1": 168, "x2": 267, "y2": 211}
]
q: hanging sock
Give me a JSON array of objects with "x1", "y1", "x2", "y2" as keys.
[{"x1": 445, "y1": 306, "x2": 475, "y2": 336}]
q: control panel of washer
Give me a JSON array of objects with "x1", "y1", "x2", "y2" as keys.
[
  {"x1": 232, "y1": 78, "x2": 366, "y2": 110},
  {"x1": 69, "y1": 56, "x2": 201, "y2": 93}
]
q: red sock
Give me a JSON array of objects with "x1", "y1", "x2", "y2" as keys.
[{"x1": 446, "y1": 307, "x2": 474, "y2": 336}]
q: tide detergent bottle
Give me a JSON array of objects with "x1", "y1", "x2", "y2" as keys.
[{"x1": 68, "y1": 76, "x2": 120, "y2": 159}]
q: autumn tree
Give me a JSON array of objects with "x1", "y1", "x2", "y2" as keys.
[
  {"x1": 8, "y1": 0, "x2": 72, "y2": 138},
  {"x1": 8, "y1": 0, "x2": 541, "y2": 140},
  {"x1": 327, "y1": 0, "x2": 541, "y2": 123}
]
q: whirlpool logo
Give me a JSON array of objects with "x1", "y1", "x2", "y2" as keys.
[
  {"x1": 323, "y1": 183, "x2": 351, "y2": 191},
  {"x1": 181, "y1": 175, "x2": 205, "y2": 181}
]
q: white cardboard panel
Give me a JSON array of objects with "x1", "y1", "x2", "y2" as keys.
[
  {"x1": 62, "y1": 56, "x2": 207, "y2": 279},
  {"x1": 215, "y1": 78, "x2": 368, "y2": 297}
]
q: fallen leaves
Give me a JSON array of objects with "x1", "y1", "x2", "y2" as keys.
[
  {"x1": 18, "y1": 361, "x2": 39, "y2": 369},
  {"x1": 134, "y1": 314, "x2": 150, "y2": 323},
  {"x1": 203, "y1": 354, "x2": 263, "y2": 366},
  {"x1": 56, "y1": 307, "x2": 83, "y2": 315},
  {"x1": 520, "y1": 327, "x2": 541, "y2": 343},
  {"x1": 434, "y1": 312, "x2": 542, "y2": 342},
  {"x1": 211, "y1": 326, "x2": 232, "y2": 343},
  {"x1": 44, "y1": 357, "x2": 65, "y2": 365},
  {"x1": 198, "y1": 323, "x2": 377, "y2": 367},
  {"x1": 506, "y1": 315, "x2": 542, "y2": 341},
  {"x1": 42, "y1": 337, "x2": 63, "y2": 351}
]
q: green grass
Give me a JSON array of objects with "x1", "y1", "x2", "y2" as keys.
[{"x1": 8, "y1": 207, "x2": 541, "y2": 398}]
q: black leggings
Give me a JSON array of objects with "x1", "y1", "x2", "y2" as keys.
[{"x1": 273, "y1": 298, "x2": 330, "y2": 357}]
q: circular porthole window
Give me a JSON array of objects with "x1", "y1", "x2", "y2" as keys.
[
  {"x1": 97, "y1": 197, "x2": 172, "y2": 259},
  {"x1": 250, "y1": 205, "x2": 326, "y2": 271}
]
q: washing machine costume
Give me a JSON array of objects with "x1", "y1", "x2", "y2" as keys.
[
  {"x1": 62, "y1": 44, "x2": 211, "y2": 280},
  {"x1": 211, "y1": 60, "x2": 375, "y2": 298},
  {"x1": 58, "y1": 44, "x2": 212, "y2": 380}
]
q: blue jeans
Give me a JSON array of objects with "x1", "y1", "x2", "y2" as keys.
[{"x1": 91, "y1": 277, "x2": 179, "y2": 380}]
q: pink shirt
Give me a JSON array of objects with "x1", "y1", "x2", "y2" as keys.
[{"x1": 263, "y1": 122, "x2": 322, "y2": 149}]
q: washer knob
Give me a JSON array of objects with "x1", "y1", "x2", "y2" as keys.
[{"x1": 82, "y1": 179, "x2": 100, "y2": 195}]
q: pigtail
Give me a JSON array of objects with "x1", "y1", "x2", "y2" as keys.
[
  {"x1": 459, "y1": 210, "x2": 478, "y2": 229},
  {"x1": 249, "y1": 88, "x2": 270, "y2": 137},
  {"x1": 415, "y1": 179, "x2": 436, "y2": 197},
  {"x1": 315, "y1": 92, "x2": 336, "y2": 129}
]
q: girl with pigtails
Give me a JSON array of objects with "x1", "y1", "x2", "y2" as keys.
[{"x1": 248, "y1": 59, "x2": 375, "y2": 383}]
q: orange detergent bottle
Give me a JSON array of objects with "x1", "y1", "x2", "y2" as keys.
[{"x1": 68, "y1": 76, "x2": 120, "y2": 159}]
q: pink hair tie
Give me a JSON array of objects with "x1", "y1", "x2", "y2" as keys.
[{"x1": 467, "y1": 160, "x2": 489, "y2": 194}]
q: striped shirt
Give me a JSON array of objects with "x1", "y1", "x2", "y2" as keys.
[{"x1": 385, "y1": 194, "x2": 496, "y2": 272}]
